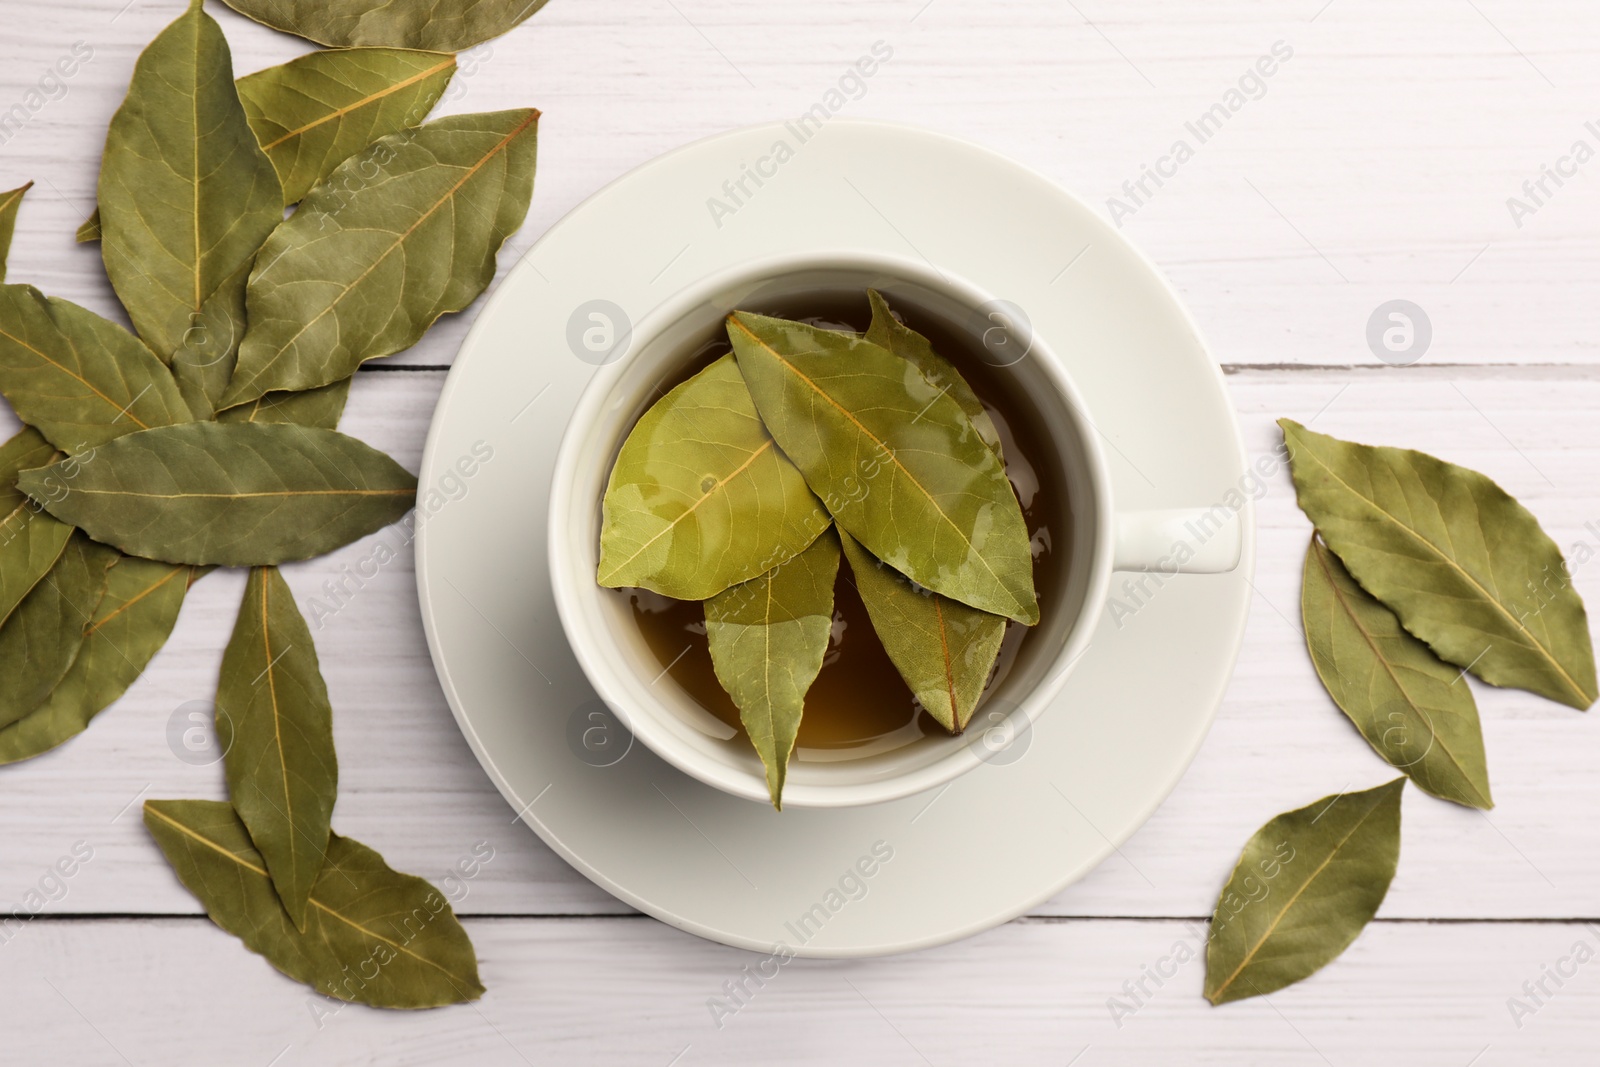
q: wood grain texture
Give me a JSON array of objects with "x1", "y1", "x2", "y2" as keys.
[
  {"x1": 1, "y1": 1, "x2": 1597, "y2": 368},
  {"x1": 0, "y1": 917, "x2": 1593, "y2": 1065},
  {"x1": 0, "y1": 370, "x2": 1595, "y2": 922},
  {"x1": 1, "y1": 1, "x2": 1599, "y2": 1062}
]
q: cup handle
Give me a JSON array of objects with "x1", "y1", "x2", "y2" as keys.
[{"x1": 1113, "y1": 507, "x2": 1243, "y2": 574}]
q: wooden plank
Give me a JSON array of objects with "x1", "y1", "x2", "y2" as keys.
[
  {"x1": 0, "y1": 916, "x2": 1591, "y2": 1065},
  {"x1": 0, "y1": 1, "x2": 1595, "y2": 367},
  {"x1": 0, "y1": 368, "x2": 1597, "y2": 919}
]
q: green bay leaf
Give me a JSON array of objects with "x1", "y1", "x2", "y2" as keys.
[
  {"x1": 220, "y1": 0, "x2": 551, "y2": 50},
  {"x1": 99, "y1": 0, "x2": 283, "y2": 360},
  {"x1": 217, "y1": 377, "x2": 353, "y2": 430},
  {"x1": 0, "y1": 182, "x2": 31, "y2": 282},
  {"x1": 76, "y1": 46, "x2": 453, "y2": 240},
  {"x1": 144, "y1": 799, "x2": 484, "y2": 1007},
  {"x1": 0, "y1": 532, "x2": 115, "y2": 728},
  {"x1": 171, "y1": 259, "x2": 251, "y2": 421},
  {"x1": 1303, "y1": 536, "x2": 1492, "y2": 809},
  {"x1": 239, "y1": 48, "x2": 457, "y2": 204},
  {"x1": 706, "y1": 529, "x2": 840, "y2": 809},
  {"x1": 218, "y1": 567, "x2": 337, "y2": 930},
  {"x1": 1205, "y1": 778, "x2": 1404, "y2": 1005},
  {"x1": 839, "y1": 529, "x2": 1005, "y2": 733},
  {"x1": 728, "y1": 311, "x2": 1038, "y2": 624},
  {"x1": 221, "y1": 109, "x2": 539, "y2": 408},
  {"x1": 0, "y1": 427, "x2": 72, "y2": 629},
  {"x1": 0, "y1": 285, "x2": 192, "y2": 453},
  {"x1": 0, "y1": 558, "x2": 198, "y2": 765},
  {"x1": 864, "y1": 289, "x2": 1002, "y2": 461},
  {"x1": 598, "y1": 354, "x2": 830, "y2": 599},
  {"x1": 1281, "y1": 418, "x2": 1597, "y2": 709},
  {"x1": 18, "y1": 422, "x2": 417, "y2": 566}
]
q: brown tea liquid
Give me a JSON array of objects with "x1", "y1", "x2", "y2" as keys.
[{"x1": 608, "y1": 291, "x2": 1071, "y2": 754}]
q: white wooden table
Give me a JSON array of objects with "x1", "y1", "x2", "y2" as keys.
[{"x1": 4, "y1": 1, "x2": 1599, "y2": 1063}]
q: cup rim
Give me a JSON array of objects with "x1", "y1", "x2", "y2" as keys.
[{"x1": 548, "y1": 248, "x2": 1118, "y2": 807}]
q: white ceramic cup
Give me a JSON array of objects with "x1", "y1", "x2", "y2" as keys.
[{"x1": 549, "y1": 250, "x2": 1242, "y2": 808}]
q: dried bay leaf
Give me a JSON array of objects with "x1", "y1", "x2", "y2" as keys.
[
  {"x1": 1303, "y1": 536, "x2": 1492, "y2": 809},
  {"x1": 171, "y1": 260, "x2": 251, "y2": 421},
  {"x1": 145, "y1": 799, "x2": 484, "y2": 1007},
  {"x1": 1204, "y1": 778, "x2": 1404, "y2": 1005},
  {"x1": 728, "y1": 311, "x2": 1038, "y2": 624},
  {"x1": 218, "y1": 567, "x2": 337, "y2": 930},
  {"x1": 99, "y1": 0, "x2": 283, "y2": 361},
  {"x1": 18, "y1": 422, "x2": 417, "y2": 566},
  {"x1": 864, "y1": 289, "x2": 1002, "y2": 461},
  {"x1": 705, "y1": 529, "x2": 841, "y2": 808},
  {"x1": 1281, "y1": 418, "x2": 1597, "y2": 709},
  {"x1": 217, "y1": 377, "x2": 353, "y2": 430},
  {"x1": 598, "y1": 354, "x2": 830, "y2": 599},
  {"x1": 239, "y1": 48, "x2": 457, "y2": 204},
  {"x1": 839, "y1": 530, "x2": 1005, "y2": 733},
  {"x1": 0, "y1": 182, "x2": 31, "y2": 282},
  {"x1": 0, "y1": 533, "x2": 116, "y2": 728},
  {"x1": 220, "y1": 0, "x2": 551, "y2": 51},
  {"x1": 0, "y1": 427, "x2": 72, "y2": 629},
  {"x1": 0, "y1": 285, "x2": 191, "y2": 453},
  {"x1": 73, "y1": 46, "x2": 454, "y2": 241},
  {"x1": 0, "y1": 558, "x2": 198, "y2": 765},
  {"x1": 221, "y1": 109, "x2": 540, "y2": 407}
]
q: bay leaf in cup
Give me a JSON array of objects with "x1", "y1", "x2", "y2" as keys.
[
  {"x1": 145, "y1": 799, "x2": 484, "y2": 1007},
  {"x1": 218, "y1": 567, "x2": 338, "y2": 931},
  {"x1": 864, "y1": 289, "x2": 1002, "y2": 461},
  {"x1": 727, "y1": 311, "x2": 1037, "y2": 624},
  {"x1": 98, "y1": 0, "x2": 283, "y2": 361},
  {"x1": 18, "y1": 422, "x2": 417, "y2": 566},
  {"x1": 705, "y1": 528, "x2": 841, "y2": 808},
  {"x1": 1205, "y1": 778, "x2": 1404, "y2": 1005},
  {"x1": 598, "y1": 353, "x2": 830, "y2": 600},
  {"x1": 1281, "y1": 418, "x2": 1597, "y2": 709},
  {"x1": 1303, "y1": 536, "x2": 1492, "y2": 809},
  {"x1": 0, "y1": 285, "x2": 191, "y2": 453},
  {"x1": 839, "y1": 529, "x2": 1005, "y2": 733}
]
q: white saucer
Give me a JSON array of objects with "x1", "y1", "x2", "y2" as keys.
[{"x1": 416, "y1": 119, "x2": 1253, "y2": 958}]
